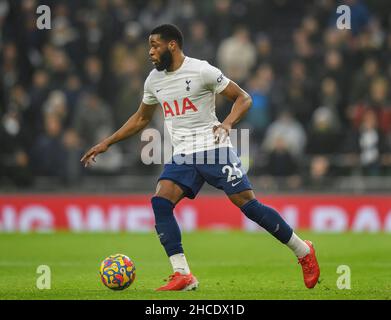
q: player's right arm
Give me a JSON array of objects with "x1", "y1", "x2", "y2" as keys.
[{"x1": 80, "y1": 102, "x2": 158, "y2": 167}]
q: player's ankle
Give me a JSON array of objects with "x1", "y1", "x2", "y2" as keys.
[
  {"x1": 170, "y1": 253, "x2": 191, "y2": 275},
  {"x1": 173, "y1": 268, "x2": 191, "y2": 275},
  {"x1": 286, "y1": 232, "x2": 310, "y2": 258}
]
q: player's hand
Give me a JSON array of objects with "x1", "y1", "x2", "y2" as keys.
[
  {"x1": 213, "y1": 123, "x2": 231, "y2": 144},
  {"x1": 80, "y1": 142, "x2": 109, "y2": 167}
]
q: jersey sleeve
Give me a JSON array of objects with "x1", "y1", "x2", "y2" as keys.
[
  {"x1": 200, "y1": 62, "x2": 230, "y2": 94},
  {"x1": 142, "y1": 75, "x2": 159, "y2": 105}
]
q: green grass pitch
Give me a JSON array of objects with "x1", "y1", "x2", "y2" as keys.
[{"x1": 0, "y1": 231, "x2": 390, "y2": 300}]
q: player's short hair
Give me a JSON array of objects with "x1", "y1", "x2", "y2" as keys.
[{"x1": 150, "y1": 24, "x2": 184, "y2": 49}]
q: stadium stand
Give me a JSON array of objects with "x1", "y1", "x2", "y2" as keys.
[{"x1": 0, "y1": 0, "x2": 390, "y2": 192}]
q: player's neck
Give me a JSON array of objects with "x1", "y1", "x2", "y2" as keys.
[{"x1": 166, "y1": 53, "x2": 186, "y2": 72}]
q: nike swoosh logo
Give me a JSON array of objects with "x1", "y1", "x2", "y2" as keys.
[
  {"x1": 156, "y1": 88, "x2": 163, "y2": 92},
  {"x1": 231, "y1": 180, "x2": 242, "y2": 187}
]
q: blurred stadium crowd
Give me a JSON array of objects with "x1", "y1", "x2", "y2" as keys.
[{"x1": 1, "y1": 0, "x2": 391, "y2": 191}]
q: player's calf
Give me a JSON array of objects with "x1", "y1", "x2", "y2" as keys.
[
  {"x1": 240, "y1": 199, "x2": 293, "y2": 243},
  {"x1": 151, "y1": 196, "x2": 184, "y2": 257}
]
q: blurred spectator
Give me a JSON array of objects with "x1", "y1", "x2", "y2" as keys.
[
  {"x1": 114, "y1": 76, "x2": 143, "y2": 128},
  {"x1": 207, "y1": 0, "x2": 236, "y2": 42},
  {"x1": 0, "y1": 1, "x2": 10, "y2": 43},
  {"x1": 349, "y1": 57, "x2": 380, "y2": 104},
  {"x1": 123, "y1": 21, "x2": 143, "y2": 49},
  {"x1": 172, "y1": 0, "x2": 197, "y2": 31},
  {"x1": 349, "y1": 77, "x2": 391, "y2": 134},
  {"x1": 86, "y1": 126, "x2": 124, "y2": 173},
  {"x1": 306, "y1": 106, "x2": 342, "y2": 155},
  {"x1": 283, "y1": 60, "x2": 314, "y2": 124},
  {"x1": 7, "y1": 84, "x2": 30, "y2": 115},
  {"x1": 0, "y1": 111, "x2": 33, "y2": 187},
  {"x1": 266, "y1": 135, "x2": 299, "y2": 178},
  {"x1": 139, "y1": 0, "x2": 175, "y2": 32},
  {"x1": 43, "y1": 47, "x2": 73, "y2": 88},
  {"x1": 301, "y1": 15, "x2": 321, "y2": 44},
  {"x1": 343, "y1": 109, "x2": 389, "y2": 175},
  {"x1": 62, "y1": 128, "x2": 83, "y2": 185},
  {"x1": 1, "y1": 43, "x2": 20, "y2": 95},
  {"x1": 43, "y1": 90, "x2": 68, "y2": 124},
  {"x1": 244, "y1": 64, "x2": 280, "y2": 138},
  {"x1": 305, "y1": 155, "x2": 333, "y2": 189},
  {"x1": 81, "y1": 9, "x2": 106, "y2": 56},
  {"x1": 26, "y1": 69, "x2": 50, "y2": 136},
  {"x1": 73, "y1": 92, "x2": 114, "y2": 147},
  {"x1": 319, "y1": 77, "x2": 341, "y2": 112},
  {"x1": 254, "y1": 33, "x2": 274, "y2": 68},
  {"x1": 83, "y1": 55, "x2": 106, "y2": 98},
  {"x1": 186, "y1": 20, "x2": 214, "y2": 63},
  {"x1": 63, "y1": 74, "x2": 83, "y2": 128},
  {"x1": 217, "y1": 26, "x2": 256, "y2": 83},
  {"x1": 323, "y1": 27, "x2": 348, "y2": 51},
  {"x1": 382, "y1": 34, "x2": 391, "y2": 68},
  {"x1": 262, "y1": 110, "x2": 307, "y2": 158},
  {"x1": 31, "y1": 113, "x2": 67, "y2": 178},
  {"x1": 49, "y1": 15, "x2": 80, "y2": 63},
  {"x1": 320, "y1": 49, "x2": 346, "y2": 94},
  {"x1": 292, "y1": 28, "x2": 317, "y2": 70}
]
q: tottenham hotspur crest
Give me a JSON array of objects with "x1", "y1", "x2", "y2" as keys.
[{"x1": 185, "y1": 79, "x2": 191, "y2": 91}]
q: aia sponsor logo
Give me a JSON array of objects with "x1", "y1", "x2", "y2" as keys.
[{"x1": 162, "y1": 97, "x2": 198, "y2": 118}]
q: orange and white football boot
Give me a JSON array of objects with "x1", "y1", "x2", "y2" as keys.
[
  {"x1": 298, "y1": 240, "x2": 320, "y2": 289},
  {"x1": 156, "y1": 272, "x2": 199, "y2": 291}
]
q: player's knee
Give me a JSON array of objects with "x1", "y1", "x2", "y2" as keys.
[
  {"x1": 229, "y1": 190, "x2": 256, "y2": 208},
  {"x1": 154, "y1": 180, "x2": 183, "y2": 204}
]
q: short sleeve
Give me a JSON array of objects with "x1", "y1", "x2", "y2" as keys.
[
  {"x1": 200, "y1": 62, "x2": 230, "y2": 94},
  {"x1": 142, "y1": 76, "x2": 159, "y2": 105}
]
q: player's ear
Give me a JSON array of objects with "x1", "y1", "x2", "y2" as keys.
[{"x1": 168, "y1": 40, "x2": 176, "y2": 52}]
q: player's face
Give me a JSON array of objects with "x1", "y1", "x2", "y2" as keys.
[{"x1": 149, "y1": 34, "x2": 173, "y2": 71}]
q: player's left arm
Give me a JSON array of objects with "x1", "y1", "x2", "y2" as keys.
[{"x1": 213, "y1": 81, "x2": 252, "y2": 143}]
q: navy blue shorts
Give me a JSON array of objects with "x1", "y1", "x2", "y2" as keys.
[{"x1": 158, "y1": 147, "x2": 253, "y2": 199}]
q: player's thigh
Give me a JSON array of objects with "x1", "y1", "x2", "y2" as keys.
[
  {"x1": 228, "y1": 189, "x2": 256, "y2": 208},
  {"x1": 154, "y1": 179, "x2": 186, "y2": 205}
]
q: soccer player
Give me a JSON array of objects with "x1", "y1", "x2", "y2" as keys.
[{"x1": 81, "y1": 24, "x2": 320, "y2": 291}]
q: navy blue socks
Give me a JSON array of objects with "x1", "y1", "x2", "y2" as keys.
[
  {"x1": 152, "y1": 196, "x2": 294, "y2": 255},
  {"x1": 240, "y1": 199, "x2": 293, "y2": 244},
  {"x1": 151, "y1": 196, "x2": 184, "y2": 256}
]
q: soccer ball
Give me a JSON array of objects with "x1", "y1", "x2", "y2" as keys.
[{"x1": 100, "y1": 254, "x2": 136, "y2": 290}]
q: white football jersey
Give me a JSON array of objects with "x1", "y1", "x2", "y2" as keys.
[{"x1": 142, "y1": 56, "x2": 232, "y2": 155}]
